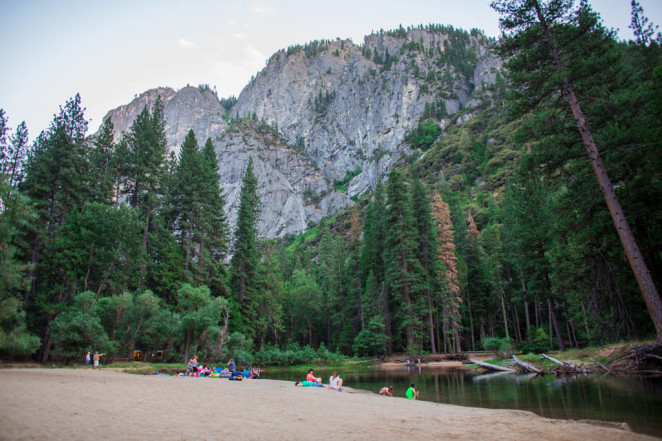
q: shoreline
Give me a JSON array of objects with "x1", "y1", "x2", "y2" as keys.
[{"x1": 0, "y1": 368, "x2": 658, "y2": 441}]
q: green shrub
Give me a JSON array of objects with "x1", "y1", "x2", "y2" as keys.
[
  {"x1": 253, "y1": 343, "x2": 346, "y2": 366},
  {"x1": 352, "y1": 317, "x2": 389, "y2": 357},
  {"x1": 482, "y1": 336, "x2": 512, "y2": 357},
  {"x1": 516, "y1": 327, "x2": 550, "y2": 353}
]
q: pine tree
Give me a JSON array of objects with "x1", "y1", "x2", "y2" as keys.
[
  {"x1": 118, "y1": 97, "x2": 169, "y2": 290},
  {"x1": 169, "y1": 130, "x2": 203, "y2": 279},
  {"x1": 253, "y1": 240, "x2": 283, "y2": 349},
  {"x1": 492, "y1": 0, "x2": 662, "y2": 340},
  {"x1": 385, "y1": 169, "x2": 425, "y2": 352},
  {"x1": 198, "y1": 138, "x2": 229, "y2": 294},
  {"x1": 229, "y1": 157, "x2": 261, "y2": 339},
  {"x1": 19, "y1": 94, "x2": 93, "y2": 361},
  {"x1": 360, "y1": 183, "x2": 390, "y2": 349},
  {"x1": 89, "y1": 117, "x2": 116, "y2": 204},
  {"x1": 410, "y1": 179, "x2": 439, "y2": 353},
  {"x1": 431, "y1": 193, "x2": 462, "y2": 353},
  {"x1": 0, "y1": 114, "x2": 29, "y2": 191}
]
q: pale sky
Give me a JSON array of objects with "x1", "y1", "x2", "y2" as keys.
[{"x1": 1, "y1": 0, "x2": 660, "y2": 139}]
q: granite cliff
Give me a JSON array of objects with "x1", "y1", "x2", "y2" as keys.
[{"x1": 99, "y1": 25, "x2": 502, "y2": 238}]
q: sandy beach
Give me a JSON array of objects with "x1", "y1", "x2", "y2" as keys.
[{"x1": 0, "y1": 368, "x2": 657, "y2": 441}]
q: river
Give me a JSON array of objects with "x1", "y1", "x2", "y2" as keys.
[{"x1": 260, "y1": 365, "x2": 662, "y2": 437}]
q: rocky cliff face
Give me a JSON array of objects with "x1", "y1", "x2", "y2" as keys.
[
  {"x1": 102, "y1": 86, "x2": 228, "y2": 157},
  {"x1": 98, "y1": 26, "x2": 502, "y2": 238},
  {"x1": 231, "y1": 27, "x2": 501, "y2": 197},
  {"x1": 215, "y1": 120, "x2": 352, "y2": 238}
]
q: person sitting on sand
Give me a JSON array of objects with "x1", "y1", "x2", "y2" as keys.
[
  {"x1": 379, "y1": 386, "x2": 393, "y2": 396},
  {"x1": 329, "y1": 371, "x2": 343, "y2": 391},
  {"x1": 405, "y1": 383, "x2": 419, "y2": 400},
  {"x1": 306, "y1": 368, "x2": 322, "y2": 384},
  {"x1": 295, "y1": 381, "x2": 328, "y2": 388}
]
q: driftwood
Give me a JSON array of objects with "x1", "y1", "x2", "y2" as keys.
[
  {"x1": 469, "y1": 359, "x2": 515, "y2": 372},
  {"x1": 602, "y1": 343, "x2": 662, "y2": 375},
  {"x1": 512, "y1": 355, "x2": 544, "y2": 375},
  {"x1": 589, "y1": 357, "x2": 612, "y2": 374},
  {"x1": 541, "y1": 353, "x2": 592, "y2": 375}
]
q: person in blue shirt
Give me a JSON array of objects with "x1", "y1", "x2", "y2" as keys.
[{"x1": 227, "y1": 358, "x2": 236, "y2": 372}]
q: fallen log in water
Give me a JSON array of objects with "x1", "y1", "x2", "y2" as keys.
[
  {"x1": 469, "y1": 359, "x2": 516, "y2": 372},
  {"x1": 589, "y1": 357, "x2": 612, "y2": 374},
  {"x1": 512, "y1": 355, "x2": 544, "y2": 375},
  {"x1": 541, "y1": 353, "x2": 592, "y2": 375}
]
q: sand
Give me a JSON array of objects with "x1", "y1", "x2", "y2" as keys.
[{"x1": 0, "y1": 369, "x2": 657, "y2": 441}]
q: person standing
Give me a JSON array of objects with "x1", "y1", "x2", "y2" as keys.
[
  {"x1": 85, "y1": 352, "x2": 91, "y2": 369},
  {"x1": 93, "y1": 352, "x2": 105, "y2": 370},
  {"x1": 227, "y1": 358, "x2": 236, "y2": 372}
]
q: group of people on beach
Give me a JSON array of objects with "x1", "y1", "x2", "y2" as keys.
[
  {"x1": 184, "y1": 356, "x2": 259, "y2": 379},
  {"x1": 294, "y1": 369, "x2": 419, "y2": 400}
]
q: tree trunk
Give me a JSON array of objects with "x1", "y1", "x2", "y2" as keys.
[
  {"x1": 512, "y1": 355, "x2": 544, "y2": 375},
  {"x1": 534, "y1": 0, "x2": 662, "y2": 342},
  {"x1": 428, "y1": 305, "x2": 437, "y2": 354},
  {"x1": 466, "y1": 286, "x2": 475, "y2": 351},
  {"x1": 513, "y1": 305, "x2": 522, "y2": 342},
  {"x1": 500, "y1": 288, "x2": 510, "y2": 339},
  {"x1": 470, "y1": 359, "x2": 515, "y2": 372},
  {"x1": 24, "y1": 237, "x2": 40, "y2": 308},
  {"x1": 549, "y1": 298, "x2": 566, "y2": 351}
]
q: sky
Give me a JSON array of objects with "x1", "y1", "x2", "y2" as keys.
[{"x1": 1, "y1": 0, "x2": 661, "y2": 138}]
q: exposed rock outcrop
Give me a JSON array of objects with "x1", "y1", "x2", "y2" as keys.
[
  {"x1": 97, "y1": 26, "x2": 503, "y2": 238},
  {"x1": 215, "y1": 120, "x2": 352, "y2": 238},
  {"x1": 101, "y1": 86, "x2": 228, "y2": 157}
]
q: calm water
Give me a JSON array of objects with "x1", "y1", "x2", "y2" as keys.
[{"x1": 261, "y1": 366, "x2": 662, "y2": 437}]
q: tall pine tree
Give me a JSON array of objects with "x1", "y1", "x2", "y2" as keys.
[{"x1": 229, "y1": 157, "x2": 261, "y2": 340}]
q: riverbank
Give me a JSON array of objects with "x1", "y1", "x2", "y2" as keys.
[{"x1": 0, "y1": 369, "x2": 656, "y2": 441}]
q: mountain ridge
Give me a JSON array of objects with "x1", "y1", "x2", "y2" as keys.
[{"x1": 99, "y1": 24, "x2": 503, "y2": 238}]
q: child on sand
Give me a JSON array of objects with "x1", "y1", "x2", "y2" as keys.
[
  {"x1": 379, "y1": 386, "x2": 393, "y2": 396},
  {"x1": 405, "y1": 384, "x2": 419, "y2": 400}
]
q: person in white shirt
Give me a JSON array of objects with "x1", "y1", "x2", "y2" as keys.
[{"x1": 329, "y1": 371, "x2": 343, "y2": 391}]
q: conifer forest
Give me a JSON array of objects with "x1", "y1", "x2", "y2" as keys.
[{"x1": 1, "y1": 0, "x2": 661, "y2": 365}]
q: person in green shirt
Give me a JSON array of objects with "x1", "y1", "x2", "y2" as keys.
[{"x1": 405, "y1": 383, "x2": 419, "y2": 400}]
